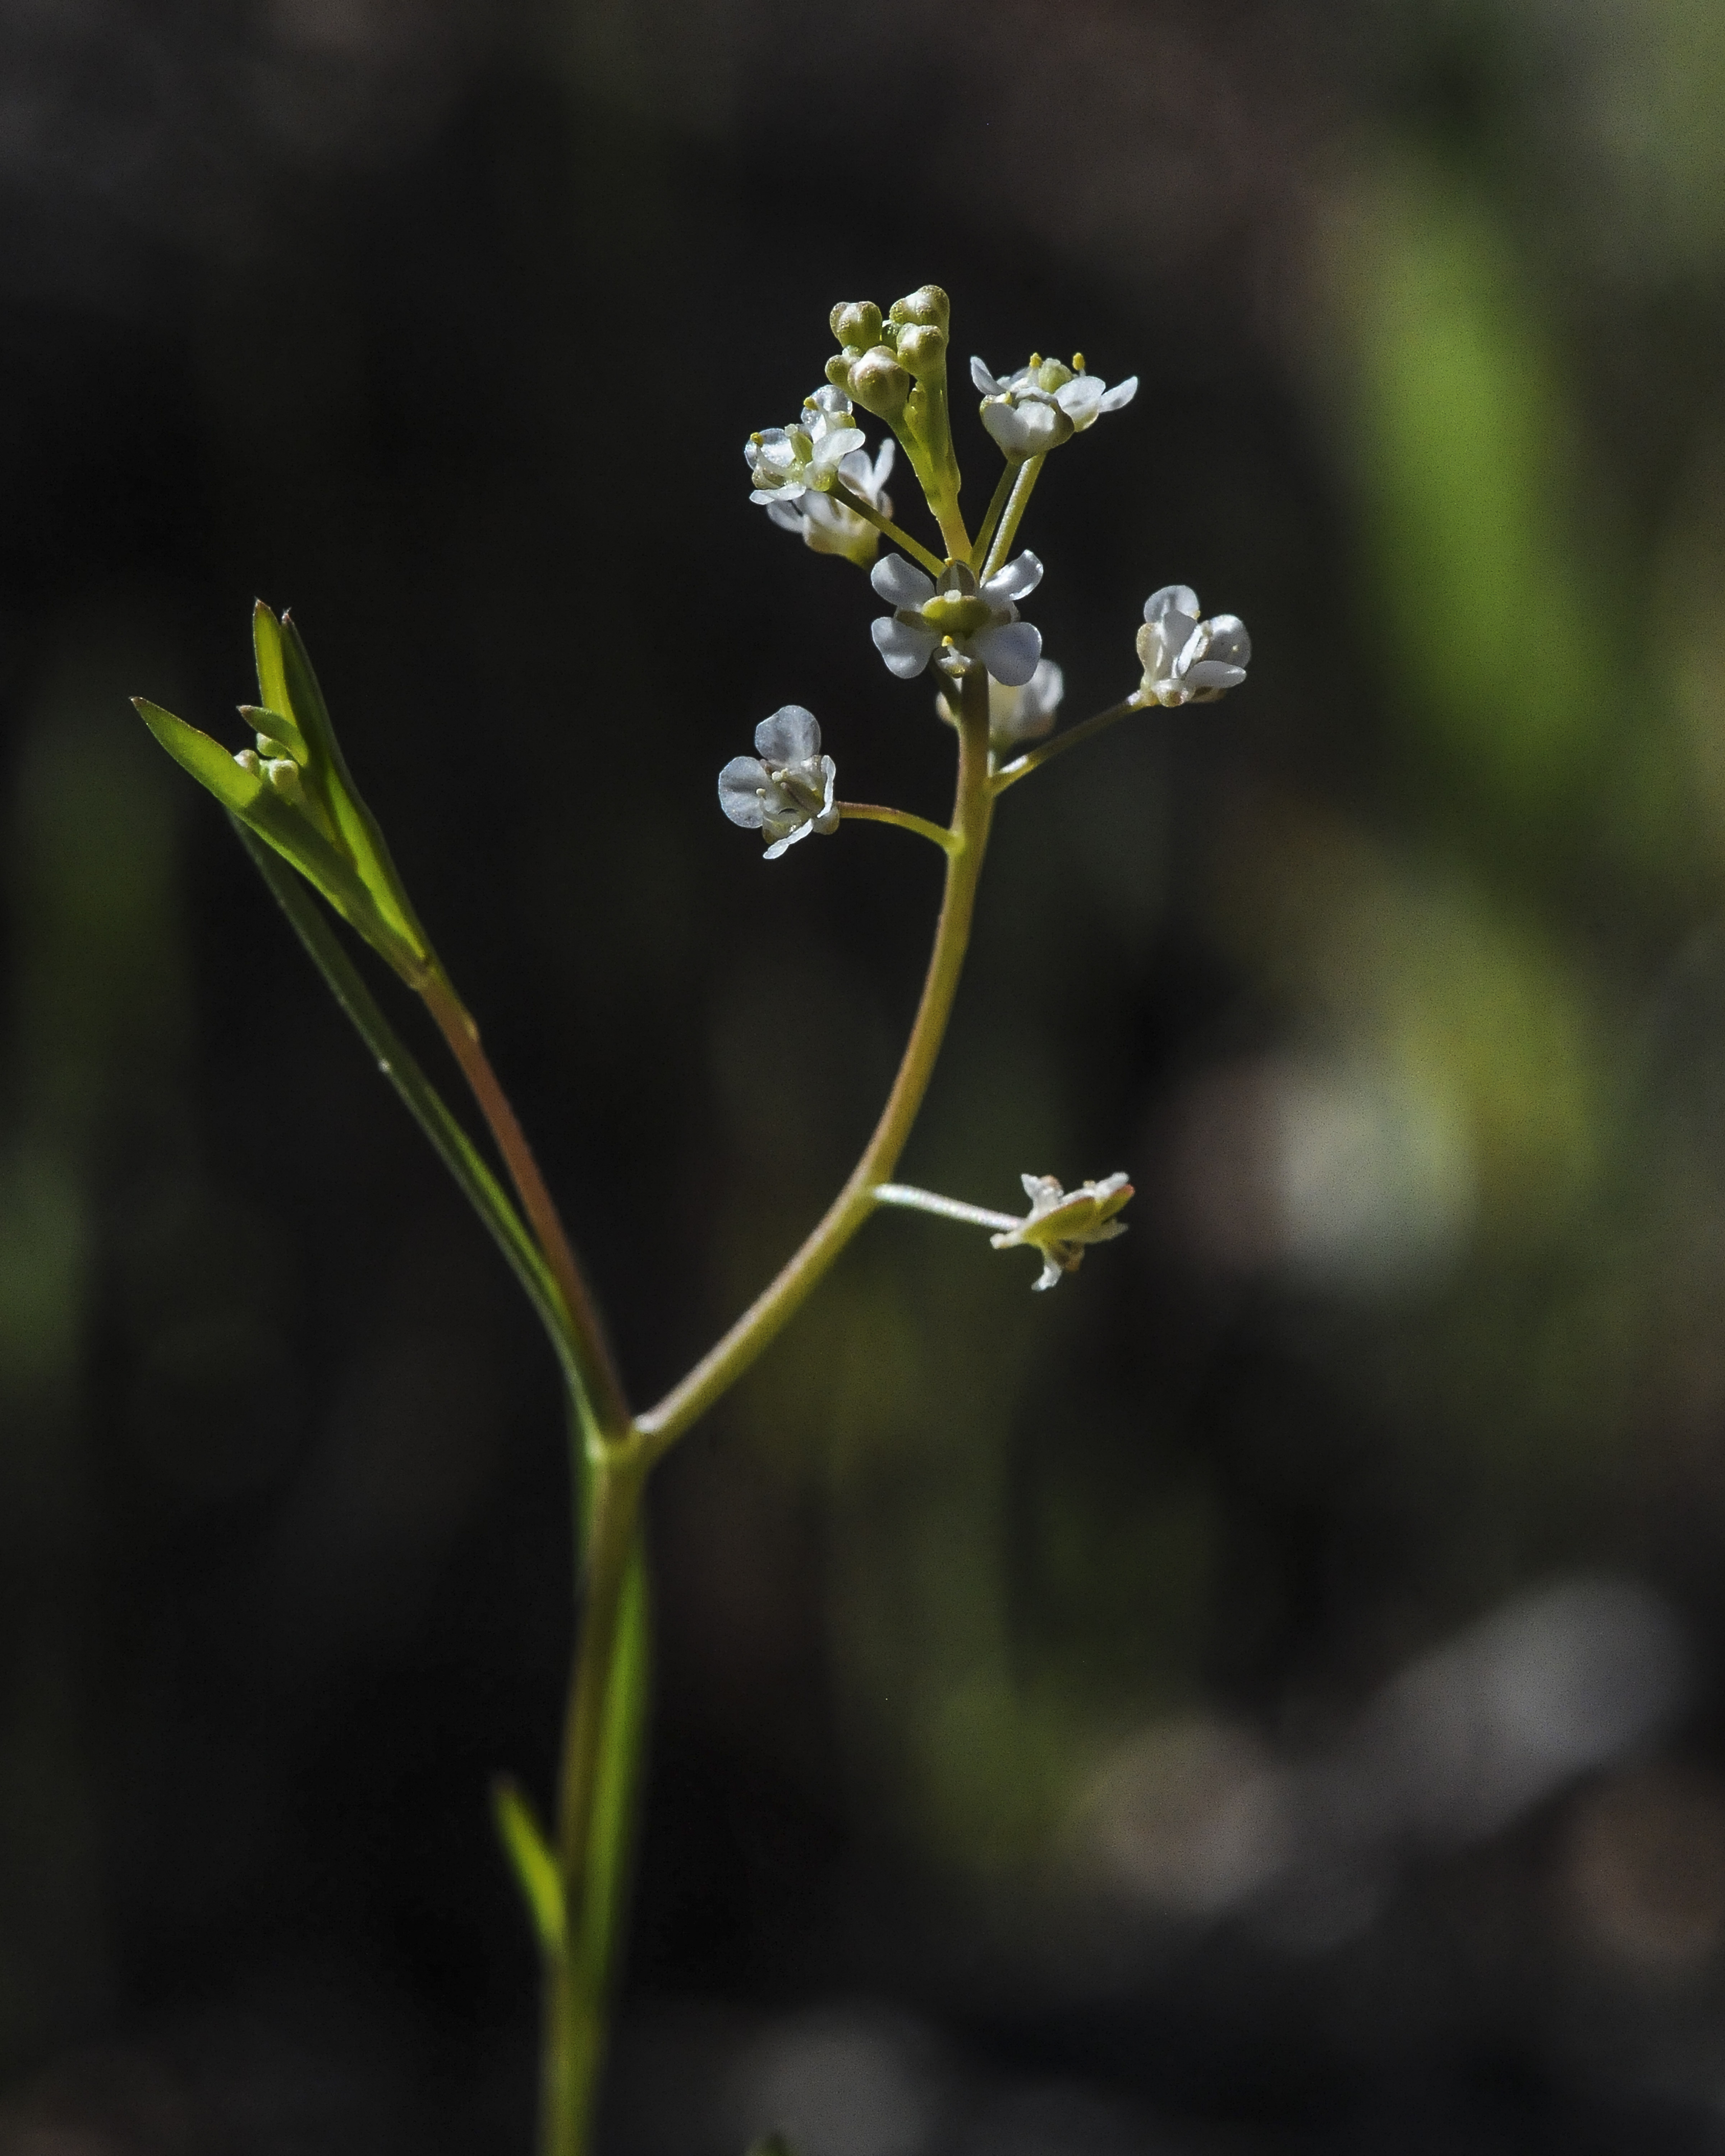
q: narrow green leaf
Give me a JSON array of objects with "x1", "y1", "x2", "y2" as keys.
[
  {"x1": 277, "y1": 611, "x2": 433, "y2": 963},
  {"x1": 133, "y1": 699, "x2": 263, "y2": 814},
  {"x1": 252, "y1": 600, "x2": 291, "y2": 721},
  {"x1": 227, "y1": 818, "x2": 577, "y2": 1376},
  {"x1": 493, "y1": 1777, "x2": 566, "y2": 1958}
]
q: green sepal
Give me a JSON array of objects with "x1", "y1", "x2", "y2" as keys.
[
  {"x1": 239, "y1": 702, "x2": 308, "y2": 761},
  {"x1": 493, "y1": 1776, "x2": 566, "y2": 1959},
  {"x1": 133, "y1": 696, "x2": 426, "y2": 981}
]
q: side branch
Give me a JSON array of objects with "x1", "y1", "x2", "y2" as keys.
[
  {"x1": 837, "y1": 800, "x2": 958, "y2": 854},
  {"x1": 829, "y1": 481, "x2": 946, "y2": 576},
  {"x1": 421, "y1": 971, "x2": 632, "y2": 1442},
  {"x1": 992, "y1": 697, "x2": 1140, "y2": 792},
  {"x1": 636, "y1": 671, "x2": 997, "y2": 1458}
]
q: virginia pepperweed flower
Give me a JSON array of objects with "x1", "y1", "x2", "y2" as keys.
[
  {"x1": 1135, "y1": 585, "x2": 1251, "y2": 706},
  {"x1": 870, "y1": 552, "x2": 1043, "y2": 685},
  {"x1": 990, "y1": 1172, "x2": 1134, "y2": 1291},
  {"x1": 717, "y1": 706, "x2": 840, "y2": 858},
  {"x1": 767, "y1": 435, "x2": 896, "y2": 568},
  {"x1": 745, "y1": 387, "x2": 866, "y2": 506},
  {"x1": 970, "y1": 353, "x2": 1137, "y2": 459}
]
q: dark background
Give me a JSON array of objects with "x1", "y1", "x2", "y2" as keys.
[{"x1": 5, "y1": 0, "x2": 1725, "y2": 2148}]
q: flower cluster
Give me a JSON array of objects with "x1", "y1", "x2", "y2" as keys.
[
  {"x1": 717, "y1": 707, "x2": 839, "y2": 859},
  {"x1": 971, "y1": 353, "x2": 1137, "y2": 459},
  {"x1": 745, "y1": 387, "x2": 865, "y2": 508},
  {"x1": 767, "y1": 436, "x2": 896, "y2": 568},
  {"x1": 870, "y1": 553, "x2": 1043, "y2": 685},
  {"x1": 1135, "y1": 585, "x2": 1252, "y2": 706},
  {"x1": 990, "y1": 1173, "x2": 1134, "y2": 1291}
]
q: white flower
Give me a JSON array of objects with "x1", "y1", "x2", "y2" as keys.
[
  {"x1": 744, "y1": 386, "x2": 866, "y2": 505},
  {"x1": 970, "y1": 352, "x2": 1137, "y2": 459},
  {"x1": 1135, "y1": 585, "x2": 1251, "y2": 706},
  {"x1": 986, "y1": 657, "x2": 1064, "y2": 751},
  {"x1": 869, "y1": 552, "x2": 1044, "y2": 686},
  {"x1": 717, "y1": 706, "x2": 840, "y2": 859},
  {"x1": 989, "y1": 1171, "x2": 1133, "y2": 1291},
  {"x1": 767, "y1": 436, "x2": 896, "y2": 568}
]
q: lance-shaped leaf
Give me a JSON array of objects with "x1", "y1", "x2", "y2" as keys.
[
  {"x1": 134, "y1": 603, "x2": 435, "y2": 985},
  {"x1": 492, "y1": 1776, "x2": 566, "y2": 1958}
]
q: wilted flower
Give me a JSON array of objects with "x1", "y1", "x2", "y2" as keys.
[
  {"x1": 745, "y1": 387, "x2": 865, "y2": 505},
  {"x1": 970, "y1": 353, "x2": 1137, "y2": 459},
  {"x1": 870, "y1": 553, "x2": 1043, "y2": 686},
  {"x1": 986, "y1": 658, "x2": 1064, "y2": 751},
  {"x1": 1135, "y1": 585, "x2": 1251, "y2": 706},
  {"x1": 767, "y1": 436, "x2": 896, "y2": 568},
  {"x1": 718, "y1": 706, "x2": 840, "y2": 859},
  {"x1": 990, "y1": 1171, "x2": 1133, "y2": 1291}
]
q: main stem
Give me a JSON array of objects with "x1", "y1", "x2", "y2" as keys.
[
  {"x1": 542, "y1": 1443, "x2": 648, "y2": 2156},
  {"x1": 637, "y1": 665, "x2": 996, "y2": 1457}
]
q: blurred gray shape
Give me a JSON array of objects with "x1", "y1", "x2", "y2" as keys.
[
  {"x1": 1336, "y1": 1576, "x2": 1690, "y2": 1850},
  {"x1": 1084, "y1": 1577, "x2": 1690, "y2": 1949},
  {"x1": 726, "y1": 2005, "x2": 945, "y2": 2156}
]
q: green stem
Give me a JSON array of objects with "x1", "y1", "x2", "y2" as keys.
[
  {"x1": 420, "y1": 969, "x2": 631, "y2": 1447},
  {"x1": 837, "y1": 800, "x2": 958, "y2": 854},
  {"x1": 636, "y1": 665, "x2": 996, "y2": 1459},
  {"x1": 874, "y1": 1183, "x2": 1021, "y2": 1232},
  {"x1": 829, "y1": 482, "x2": 945, "y2": 576},
  {"x1": 982, "y1": 456, "x2": 1044, "y2": 581},
  {"x1": 542, "y1": 1444, "x2": 650, "y2": 2156},
  {"x1": 991, "y1": 698, "x2": 1140, "y2": 794},
  {"x1": 970, "y1": 461, "x2": 1018, "y2": 572}
]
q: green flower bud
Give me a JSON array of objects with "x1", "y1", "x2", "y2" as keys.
[
  {"x1": 845, "y1": 345, "x2": 912, "y2": 419},
  {"x1": 889, "y1": 285, "x2": 950, "y2": 331},
  {"x1": 830, "y1": 300, "x2": 883, "y2": 350},
  {"x1": 894, "y1": 322, "x2": 947, "y2": 378}
]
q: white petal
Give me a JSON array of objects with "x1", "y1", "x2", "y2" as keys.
[
  {"x1": 1057, "y1": 376, "x2": 1105, "y2": 426},
  {"x1": 1099, "y1": 375, "x2": 1138, "y2": 412},
  {"x1": 765, "y1": 499, "x2": 805, "y2": 532},
  {"x1": 752, "y1": 481, "x2": 806, "y2": 505},
  {"x1": 1204, "y1": 614, "x2": 1251, "y2": 667},
  {"x1": 763, "y1": 819, "x2": 814, "y2": 860},
  {"x1": 1182, "y1": 660, "x2": 1247, "y2": 691},
  {"x1": 718, "y1": 757, "x2": 770, "y2": 828},
  {"x1": 870, "y1": 436, "x2": 897, "y2": 493},
  {"x1": 872, "y1": 616, "x2": 938, "y2": 677},
  {"x1": 984, "y1": 550, "x2": 1044, "y2": 605},
  {"x1": 1145, "y1": 584, "x2": 1200, "y2": 625},
  {"x1": 871, "y1": 554, "x2": 935, "y2": 608},
  {"x1": 1025, "y1": 657, "x2": 1064, "y2": 719},
  {"x1": 813, "y1": 755, "x2": 840, "y2": 832},
  {"x1": 970, "y1": 620, "x2": 1043, "y2": 687},
  {"x1": 754, "y1": 705, "x2": 821, "y2": 762},
  {"x1": 970, "y1": 355, "x2": 1006, "y2": 396},
  {"x1": 982, "y1": 398, "x2": 1070, "y2": 457},
  {"x1": 1033, "y1": 1256, "x2": 1064, "y2": 1291}
]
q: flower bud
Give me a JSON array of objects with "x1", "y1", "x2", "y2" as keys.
[
  {"x1": 830, "y1": 300, "x2": 883, "y2": 351},
  {"x1": 845, "y1": 345, "x2": 912, "y2": 419},
  {"x1": 889, "y1": 285, "x2": 949, "y2": 331},
  {"x1": 894, "y1": 323, "x2": 947, "y2": 378}
]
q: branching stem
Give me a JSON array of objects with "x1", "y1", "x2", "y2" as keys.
[
  {"x1": 992, "y1": 698, "x2": 1141, "y2": 793},
  {"x1": 829, "y1": 481, "x2": 946, "y2": 576},
  {"x1": 983, "y1": 456, "x2": 1044, "y2": 580},
  {"x1": 837, "y1": 800, "x2": 959, "y2": 854},
  {"x1": 636, "y1": 665, "x2": 997, "y2": 1459}
]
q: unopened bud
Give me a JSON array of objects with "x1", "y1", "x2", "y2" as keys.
[
  {"x1": 830, "y1": 300, "x2": 883, "y2": 350},
  {"x1": 894, "y1": 322, "x2": 946, "y2": 378},
  {"x1": 889, "y1": 285, "x2": 949, "y2": 331},
  {"x1": 846, "y1": 345, "x2": 912, "y2": 419}
]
